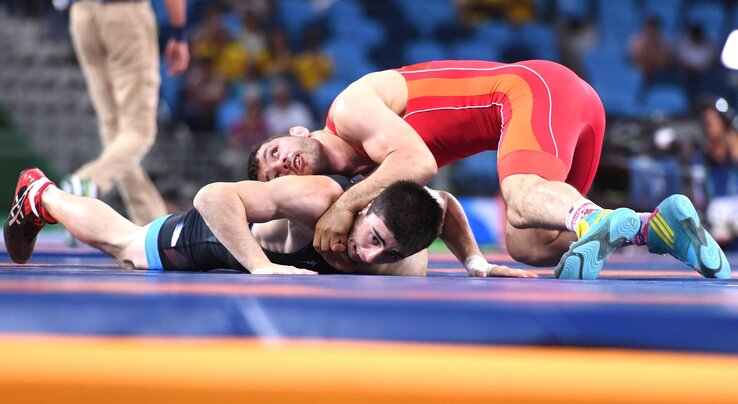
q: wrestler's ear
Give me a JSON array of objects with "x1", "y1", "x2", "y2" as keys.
[
  {"x1": 289, "y1": 126, "x2": 310, "y2": 137},
  {"x1": 358, "y1": 202, "x2": 371, "y2": 215}
]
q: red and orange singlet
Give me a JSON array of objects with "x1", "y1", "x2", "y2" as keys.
[{"x1": 331, "y1": 60, "x2": 606, "y2": 194}]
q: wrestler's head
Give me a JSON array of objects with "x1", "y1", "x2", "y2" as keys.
[
  {"x1": 346, "y1": 180, "x2": 443, "y2": 264},
  {"x1": 247, "y1": 127, "x2": 328, "y2": 181}
]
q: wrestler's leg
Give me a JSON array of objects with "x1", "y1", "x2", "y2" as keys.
[
  {"x1": 42, "y1": 186, "x2": 149, "y2": 269},
  {"x1": 502, "y1": 173, "x2": 643, "y2": 280},
  {"x1": 500, "y1": 174, "x2": 583, "y2": 230},
  {"x1": 504, "y1": 219, "x2": 575, "y2": 267},
  {"x1": 498, "y1": 62, "x2": 605, "y2": 231}
]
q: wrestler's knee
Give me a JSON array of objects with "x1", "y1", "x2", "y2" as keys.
[{"x1": 505, "y1": 205, "x2": 526, "y2": 229}]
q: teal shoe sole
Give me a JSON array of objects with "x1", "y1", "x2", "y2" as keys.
[
  {"x1": 555, "y1": 208, "x2": 640, "y2": 280},
  {"x1": 652, "y1": 195, "x2": 731, "y2": 279}
]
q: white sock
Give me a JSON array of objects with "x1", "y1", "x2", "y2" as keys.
[
  {"x1": 633, "y1": 212, "x2": 652, "y2": 245},
  {"x1": 565, "y1": 199, "x2": 602, "y2": 231}
]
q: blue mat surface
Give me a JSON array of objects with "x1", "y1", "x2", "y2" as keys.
[{"x1": 2, "y1": 235, "x2": 738, "y2": 354}]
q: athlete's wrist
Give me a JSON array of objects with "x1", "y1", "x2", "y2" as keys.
[
  {"x1": 464, "y1": 255, "x2": 490, "y2": 276},
  {"x1": 170, "y1": 26, "x2": 188, "y2": 43}
]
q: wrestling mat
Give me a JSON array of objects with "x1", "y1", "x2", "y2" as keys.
[{"x1": 1, "y1": 231, "x2": 737, "y2": 403}]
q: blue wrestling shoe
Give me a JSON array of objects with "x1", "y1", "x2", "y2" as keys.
[
  {"x1": 555, "y1": 208, "x2": 640, "y2": 280},
  {"x1": 647, "y1": 194, "x2": 731, "y2": 279}
]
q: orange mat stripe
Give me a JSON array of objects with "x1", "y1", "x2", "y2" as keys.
[
  {"x1": 431, "y1": 267, "x2": 703, "y2": 277},
  {"x1": 0, "y1": 278, "x2": 731, "y2": 306},
  {"x1": 0, "y1": 336, "x2": 736, "y2": 404},
  {"x1": 0, "y1": 279, "x2": 715, "y2": 305}
]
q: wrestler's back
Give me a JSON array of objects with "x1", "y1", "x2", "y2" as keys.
[{"x1": 366, "y1": 60, "x2": 586, "y2": 168}]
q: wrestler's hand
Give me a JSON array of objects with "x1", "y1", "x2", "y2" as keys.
[
  {"x1": 165, "y1": 39, "x2": 190, "y2": 76},
  {"x1": 320, "y1": 250, "x2": 357, "y2": 273},
  {"x1": 465, "y1": 255, "x2": 537, "y2": 278},
  {"x1": 251, "y1": 264, "x2": 317, "y2": 275},
  {"x1": 314, "y1": 204, "x2": 355, "y2": 253},
  {"x1": 484, "y1": 264, "x2": 538, "y2": 278}
]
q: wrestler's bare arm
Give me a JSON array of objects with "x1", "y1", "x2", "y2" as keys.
[
  {"x1": 193, "y1": 176, "x2": 344, "y2": 273},
  {"x1": 429, "y1": 190, "x2": 480, "y2": 263},
  {"x1": 312, "y1": 78, "x2": 438, "y2": 252},
  {"x1": 431, "y1": 189, "x2": 537, "y2": 278},
  {"x1": 329, "y1": 79, "x2": 438, "y2": 214}
]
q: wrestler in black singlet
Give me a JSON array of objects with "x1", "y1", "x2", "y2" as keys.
[{"x1": 152, "y1": 175, "x2": 354, "y2": 274}]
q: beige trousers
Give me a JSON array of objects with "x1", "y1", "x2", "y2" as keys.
[{"x1": 70, "y1": 0, "x2": 166, "y2": 225}]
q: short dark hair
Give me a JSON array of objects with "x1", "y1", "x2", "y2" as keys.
[
  {"x1": 247, "y1": 135, "x2": 289, "y2": 180},
  {"x1": 367, "y1": 180, "x2": 443, "y2": 256}
]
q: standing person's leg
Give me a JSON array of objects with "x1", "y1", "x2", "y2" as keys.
[
  {"x1": 109, "y1": 1, "x2": 166, "y2": 224},
  {"x1": 76, "y1": 1, "x2": 166, "y2": 225},
  {"x1": 68, "y1": 1, "x2": 116, "y2": 199}
]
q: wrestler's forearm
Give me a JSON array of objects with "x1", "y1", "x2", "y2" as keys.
[
  {"x1": 193, "y1": 184, "x2": 272, "y2": 271},
  {"x1": 332, "y1": 174, "x2": 381, "y2": 213},
  {"x1": 438, "y1": 192, "x2": 483, "y2": 264},
  {"x1": 337, "y1": 151, "x2": 437, "y2": 213}
]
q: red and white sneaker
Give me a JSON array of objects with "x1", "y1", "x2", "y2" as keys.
[{"x1": 3, "y1": 168, "x2": 57, "y2": 264}]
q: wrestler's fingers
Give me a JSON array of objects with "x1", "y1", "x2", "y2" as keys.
[
  {"x1": 508, "y1": 268, "x2": 538, "y2": 278},
  {"x1": 489, "y1": 265, "x2": 538, "y2": 278},
  {"x1": 313, "y1": 232, "x2": 326, "y2": 252},
  {"x1": 331, "y1": 241, "x2": 347, "y2": 253},
  {"x1": 319, "y1": 234, "x2": 332, "y2": 252},
  {"x1": 472, "y1": 268, "x2": 489, "y2": 277}
]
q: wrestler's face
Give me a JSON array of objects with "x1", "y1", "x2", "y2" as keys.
[
  {"x1": 257, "y1": 136, "x2": 328, "y2": 181},
  {"x1": 347, "y1": 211, "x2": 406, "y2": 265}
]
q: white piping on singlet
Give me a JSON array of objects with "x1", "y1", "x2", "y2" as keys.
[
  {"x1": 171, "y1": 221, "x2": 183, "y2": 247},
  {"x1": 400, "y1": 64, "x2": 558, "y2": 157}
]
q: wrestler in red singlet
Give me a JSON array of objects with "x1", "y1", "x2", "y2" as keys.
[{"x1": 326, "y1": 60, "x2": 605, "y2": 194}]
